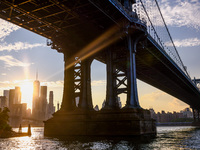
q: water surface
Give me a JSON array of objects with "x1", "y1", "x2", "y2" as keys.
[{"x1": 0, "y1": 126, "x2": 199, "y2": 149}]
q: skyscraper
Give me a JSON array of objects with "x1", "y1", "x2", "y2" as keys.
[
  {"x1": 40, "y1": 86, "x2": 47, "y2": 120},
  {"x1": 48, "y1": 91, "x2": 54, "y2": 113},
  {"x1": 32, "y1": 72, "x2": 40, "y2": 119},
  {"x1": 40, "y1": 86, "x2": 47, "y2": 100},
  {"x1": 9, "y1": 89, "x2": 15, "y2": 109},
  {"x1": 14, "y1": 87, "x2": 21, "y2": 104},
  {"x1": 47, "y1": 91, "x2": 55, "y2": 118}
]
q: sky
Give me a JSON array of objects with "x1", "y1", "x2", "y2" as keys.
[{"x1": 0, "y1": 0, "x2": 200, "y2": 113}]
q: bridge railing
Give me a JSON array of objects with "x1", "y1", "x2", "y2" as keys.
[{"x1": 131, "y1": 0, "x2": 190, "y2": 78}]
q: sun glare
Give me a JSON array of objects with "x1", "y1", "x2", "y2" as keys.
[{"x1": 20, "y1": 80, "x2": 33, "y2": 109}]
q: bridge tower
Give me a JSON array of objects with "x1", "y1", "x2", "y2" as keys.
[{"x1": 44, "y1": 0, "x2": 156, "y2": 136}]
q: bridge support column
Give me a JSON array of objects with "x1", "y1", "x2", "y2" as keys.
[
  {"x1": 61, "y1": 53, "x2": 76, "y2": 111},
  {"x1": 78, "y1": 58, "x2": 93, "y2": 109},
  {"x1": 104, "y1": 50, "x2": 118, "y2": 109},
  {"x1": 192, "y1": 108, "x2": 200, "y2": 126},
  {"x1": 125, "y1": 34, "x2": 140, "y2": 108},
  {"x1": 192, "y1": 108, "x2": 196, "y2": 122},
  {"x1": 44, "y1": 34, "x2": 156, "y2": 137}
]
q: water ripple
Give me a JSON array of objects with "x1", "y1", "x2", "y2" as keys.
[{"x1": 0, "y1": 126, "x2": 200, "y2": 149}]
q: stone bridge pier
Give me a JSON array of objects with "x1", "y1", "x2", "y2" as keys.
[
  {"x1": 192, "y1": 108, "x2": 200, "y2": 126},
  {"x1": 44, "y1": 28, "x2": 156, "y2": 137}
]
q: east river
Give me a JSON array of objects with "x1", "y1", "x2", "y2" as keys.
[{"x1": 0, "y1": 126, "x2": 200, "y2": 149}]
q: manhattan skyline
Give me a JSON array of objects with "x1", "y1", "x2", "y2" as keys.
[{"x1": 0, "y1": 0, "x2": 200, "y2": 112}]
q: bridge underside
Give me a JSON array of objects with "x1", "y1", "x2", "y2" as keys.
[
  {"x1": 1, "y1": 0, "x2": 199, "y2": 108},
  {"x1": 1, "y1": 0, "x2": 200, "y2": 136}
]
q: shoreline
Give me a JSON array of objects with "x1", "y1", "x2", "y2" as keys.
[
  {"x1": 156, "y1": 122, "x2": 192, "y2": 126},
  {"x1": 0, "y1": 130, "x2": 30, "y2": 138}
]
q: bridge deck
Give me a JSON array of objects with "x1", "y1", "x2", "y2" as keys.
[{"x1": 1, "y1": 0, "x2": 200, "y2": 108}]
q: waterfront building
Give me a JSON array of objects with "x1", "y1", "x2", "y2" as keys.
[{"x1": 181, "y1": 108, "x2": 193, "y2": 118}]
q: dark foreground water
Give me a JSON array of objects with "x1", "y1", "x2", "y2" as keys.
[{"x1": 0, "y1": 126, "x2": 200, "y2": 149}]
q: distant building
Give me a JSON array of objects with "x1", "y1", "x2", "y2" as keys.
[
  {"x1": 14, "y1": 87, "x2": 21, "y2": 104},
  {"x1": 9, "y1": 89, "x2": 15, "y2": 109},
  {"x1": 75, "y1": 97, "x2": 79, "y2": 107},
  {"x1": 102, "y1": 96, "x2": 122, "y2": 109},
  {"x1": 3, "y1": 90, "x2": 9, "y2": 107},
  {"x1": 181, "y1": 108, "x2": 193, "y2": 118},
  {"x1": 117, "y1": 97, "x2": 122, "y2": 108},
  {"x1": 102, "y1": 100, "x2": 106, "y2": 109},
  {"x1": 0, "y1": 96, "x2": 7, "y2": 108},
  {"x1": 149, "y1": 108, "x2": 157, "y2": 120},
  {"x1": 47, "y1": 91, "x2": 55, "y2": 118},
  {"x1": 9, "y1": 103, "x2": 27, "y2": 127},
  {"x1": 40, "y1": 86, "x2": 48, "y2": 121},
  {"x1": 57, "y1": 102, "x2": 60, "y2": 111},
  {"x1": 94, "y1": 105, "x2": 99, "y2": 111},
  {"x1": 151, "y1": 107, "x2": 192, "y2": 123}
]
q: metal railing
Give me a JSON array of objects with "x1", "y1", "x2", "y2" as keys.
[{"x1": 131, "y1": 0, "x2": 190, "y2": 78}]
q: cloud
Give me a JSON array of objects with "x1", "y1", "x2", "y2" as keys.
[
  {"x1": 0, "y1": 19, "x2": 20, "y2": 40},
  {"x1": 1, "y1": 73, "x2": 6, "y2": 76},
  {"x1": 166, "y1": 38, "x2": 200, "y2": 47},
  {"x1": 0, "y1": 42, "x2": 45, "y2": 52},
  {"x1": 140, "y1": 90, "x2": 167, "y2": 102},
  {"x1": 0, "y1": 79, "x2": 63, "y2": 89},
  {"x1": 0, "y1": 79, "x2": 106, "y2": 90},
  {"x1": 42, "y1": 80, "x2": 64, "y2": 87},
  {"x1": 0, "y1": 80, "x2": 20, "y2": 90},
  {"x1": 0, "y1": 55, "x2": 32, "y2": 67},
  {"x1": 159, "y1": 0, "x2": 200, "y2": 29},
  {"x1": 168, "y1": 98, "x2": 188, "y2": 108},
  {"x1": 42, "y1": 80, "x2": 106, "y2": 87},
  {"x1": 140, "y1": 0, "x2": 200, "y2": 29}
]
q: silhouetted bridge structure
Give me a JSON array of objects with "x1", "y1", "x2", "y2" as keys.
[{"x1": 1, "y1": 0, "x2": 200, "y2": 136}]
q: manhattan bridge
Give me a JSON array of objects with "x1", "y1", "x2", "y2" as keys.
[{"x1": 0, "y1": 0, "x2": 200, "y2": 136}]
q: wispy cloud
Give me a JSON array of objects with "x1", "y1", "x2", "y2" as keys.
[
  {"x1": 0, "y1": 19, "x2": 20, "y2": 41},
  {"x1": 0, "y1": 55, "x2": 32, "y2": 67},
  {"x1": 0, "y1": 42, "x2": 45, "y2": 52},
  {"x1": 168, "y1": 98, "x2": 188, "y2": 108},
  {"x1": 140, "y1": 91, "x2": 167, "y2": 102},
  {"x1": 42, "y1": 80, "x2": 64, "y2": 87},
  {"x1": 166, "y1": 38, "x2": 200, "y2": 47},
  {"x1": 160, "y1": 0, "x2": 200, "y2": 29},
  {"x1": 0, "y1": 79, "x2": 64, "y2": 90},
  {"x1": 42, "y1": 80, "x2": 106, "y2": 87}
]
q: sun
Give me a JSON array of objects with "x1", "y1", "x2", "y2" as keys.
[{"x1": 20, "y1": 80, "x2": 33, "y2": 109}]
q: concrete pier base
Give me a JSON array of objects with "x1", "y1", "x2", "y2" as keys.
[
  {"x1": 44, "y1": 108, "x2": 156, "y2": 136},
  {"x1": 192, "y1": 122, "x2": 200, "y2": 126}
]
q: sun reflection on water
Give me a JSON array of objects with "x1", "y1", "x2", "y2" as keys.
[{"x1": 1, "y1": 126, "x2": 200, "y2": 149}]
